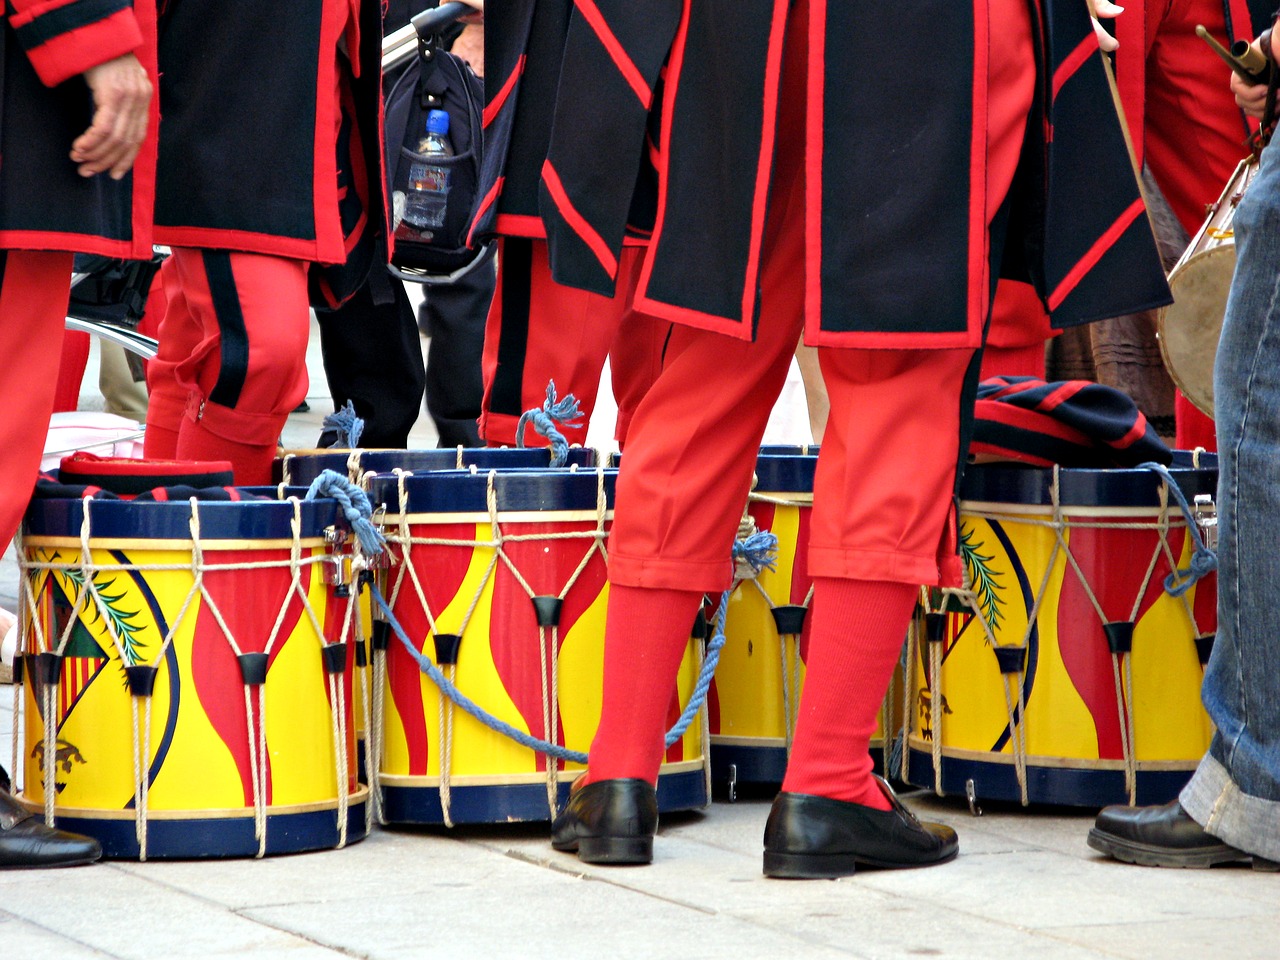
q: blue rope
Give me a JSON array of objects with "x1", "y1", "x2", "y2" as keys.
[
  {"x1": 371, "y1": 584, "x2": 589, "y2": 763},
  {"x1": 1136, "y1": 460, "x2": 1217, "y2": 596},
  {"x1": 322, "y1": 400, "x2": 365, "y2": 449},
  {"x1": 370, "y1": 527, "x2": 780, "y2": 763},
  {"x1": 665, "y1": 532, "x2": 776, "y2": 745},
  {"x1": 304, "y1": 469, "x2": 386, "y2": 555},
  {"x1": 515, "y1": 380, "x2": 582, "y2": 468}
]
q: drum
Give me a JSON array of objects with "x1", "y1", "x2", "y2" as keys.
[
  {"x1": 707, "y1": 447, "x2": 898, "y2": 795},
  {"x1": 275, "y1": 446, "x2": 600, "y2": 487},
  {"x1": 365, "y1": 467, "x2": 709, "y2": 824},
  {"x1": 904, "y1": 452, "x2": 1219, "y2": 806},
  {"x1": 13, "y1": 492, "x2": 369, "y2": 859},
  {"x1": 1158, "y1": 156, "x2": 1258, "y2": 417},
  {"x1": 274, "y1": 446, "x2": 601, "y2": 781}
]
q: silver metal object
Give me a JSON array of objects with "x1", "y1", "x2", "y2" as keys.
[
  {"x1": 1193, "y1": 493, "x2": 1219, "y2": 551},
  {"x1": 726, "y1": 763, "x2": 738, "y2": 804},
  {"x1": 965, "y1": 778, "x2": 983, "y2": 817},
  {"x1": 63, "y1": 317, "x2": 159, "y2": 359},
  {"x1": 381, "y1": 2, "x2": 471, "y2": 71}
]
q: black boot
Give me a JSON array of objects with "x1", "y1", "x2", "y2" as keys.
[
  {"x1": 551, "y1": 779, "x2": 657, "y2": 865},
  {"x1": 0, "y1": 787, "x2": 102, "y2": 869},
  {"x1": 763, "y1": 777, "x2": 958, "y2": 879},
  {"x1": 1088, "y1": 800, "x2": 1280, "y2": 870}
]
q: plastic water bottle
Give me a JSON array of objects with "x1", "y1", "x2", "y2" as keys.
[{"x1": 402, "y1": 109, "x2": 453, "y2": 231}]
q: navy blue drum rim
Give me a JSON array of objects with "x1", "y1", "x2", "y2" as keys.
[
  {"x1": 277, "y1": 446, "x2": 599, "y2": 486},
  {"x1": 47, "y1": 797, "x2": 369, "y2": 860},
  {"x1": 24, "y1": 494, "x2": 346, "y2": 542},
  {"x1": 366, "y1": 467, "x2": 618, "y2": 515},
  {"x1": 960, "y1": 450, "x2": 1219, "y2": 508},
  {"x1": 754, "y1": 453, "x2": 817, "y2": 495},
  {"x1": 380, "y1": 767, "x2": 707, "y2": 825},
  {"x1": 904, "y1": 747, "x2": 1193, "y2": 808}
]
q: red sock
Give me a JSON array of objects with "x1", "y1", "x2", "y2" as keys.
[
  {"x1": 781, "y1": 577, "x2": 918, "y2": 810},
  {"x1": 585, "y1": 585, "x2": 704, "y2": 786}
]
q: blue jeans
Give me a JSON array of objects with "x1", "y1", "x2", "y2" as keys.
[{"x1": 1181, "y1": 141, "x2": 1280, "y2": 861}]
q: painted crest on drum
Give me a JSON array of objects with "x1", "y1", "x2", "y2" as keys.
[
  {"x1": 22, "y1": 544, "x2": 353, "y2": 812},
  {"x1": 910, "y1": 505, "x2": 1216, "y2": 804}
]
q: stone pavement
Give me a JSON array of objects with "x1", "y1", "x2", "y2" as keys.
[{"x1": 2, "y1": 321, "x2": 1278, "y2": 960}]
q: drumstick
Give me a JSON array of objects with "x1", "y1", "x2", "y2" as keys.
[{"x1": 1196, "y1": 24, "x2": 1271, "y2": 86}]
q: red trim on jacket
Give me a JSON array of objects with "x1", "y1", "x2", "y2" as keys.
[
  {"x1": 484, "y1": 56, "x2": 524, "y2": 128},
  {"x1": 1047, "y1": 197, "x2": 1144, "y2": 310},
  {"x1": 739, "y1": 0, "x2": 790, "y2": 332},
  {"x1": 966, "y1": 0, "x2": 990, "y2": 350},
  {"x1": 573, "y1": 0, "x2": 652, "y2": 106},
  {"x1": 10, "y1": 1, "x2": 142, "y2": 86},
  {"x1": 540, "y1": 159, "x2": 618, "y2": 279}
]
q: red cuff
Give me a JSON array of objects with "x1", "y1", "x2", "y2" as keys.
[{"x1": 18, "y1": 7, "x2": 142, "y2": 87}]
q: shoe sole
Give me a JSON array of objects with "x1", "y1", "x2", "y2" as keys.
[
  {"x1": 1086, "y1": 827, "x2": 1279, "y2": 870},
  {"x1": 552, "y1": 835, "x2": 653, "y2": 865},
  {"x1": 0, "y1": 854, "x2": 101, "y2": 869},
  {"x1": 763, "y1": 847, "x2": 958, "y2": 879}
]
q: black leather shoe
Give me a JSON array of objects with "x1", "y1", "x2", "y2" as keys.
[
  {"x1": 551, "y1": 778, "x2": 658, "y2": 865},
  {"x1": 0, "y1": 789, "x2": 102, "y2": 869},
  {"x1": 763, "y1": 778, "x2": 959, "y2": 878},
  {"x1": 1088, "y1": 800, "x2": 1280, "y2": 870}
]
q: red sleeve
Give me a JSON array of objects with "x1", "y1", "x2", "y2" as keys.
[{"x1": 7, "y1": 0, "x2": 143, "y2": 87}]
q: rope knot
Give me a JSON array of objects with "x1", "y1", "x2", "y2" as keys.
[
  {"x1": 305, "y1": 469, "x2": 386, "y2": 556},
  {"x1": 515, "y1": 380, "x2": 583, "y2": 468},
  {"x1": 322, "y1": 400, "x2": 365, "y2": 449},
  {"x1": 1135, "y1": 461, "x2": 1218, "y2": 596},
  {"x1": 733, "y1": 530, "x2": 778, "y2": 581}
]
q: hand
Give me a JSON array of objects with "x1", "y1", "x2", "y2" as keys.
[
  {"x1": 1090, "y1": 0, "x2": 1123, "y2": 53},
  {"x1": 455, "y1": 0, "x2": 483, "y2": 23},
  {"x1": 1231, "y1": 56, "x2": 1270, "y2": 119},
  {"x1": 71, "y1": 53, "x2": 152, "y2": 180}
]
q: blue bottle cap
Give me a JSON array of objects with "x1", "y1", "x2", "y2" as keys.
[{"x1": 426, "y1": 109, "x2": 450, "y2": 135}]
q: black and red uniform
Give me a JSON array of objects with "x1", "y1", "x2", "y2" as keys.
[
  {"x1": 1119, "y1": 0, "x2": 1273, "y2": 449},
  {"x1": 143, "y1": 0, "x2": 384, "y2": 483},
  {"x1": 0, "y1": 0, "x2": 157, "y2": 552},
  {"x1": 473, "y1": 0, "x2": 667, "y2": 446},
  {"x1": 488, "y1": 0, "x2": 1172, "y2": 817},
  {"x1": 987, "y1": 0, "x2": 1276, "y2": 444}
]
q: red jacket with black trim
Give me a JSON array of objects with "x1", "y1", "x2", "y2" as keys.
[
  {"x1": 0, "y1": 0, "x2": 157, "y2": 258},
  {"x1": 479, "y1": 0, "x2": 1172, "y2": 348},
  {"x1": 152, "y1": 0, "x2": 384, "y2": 280}
]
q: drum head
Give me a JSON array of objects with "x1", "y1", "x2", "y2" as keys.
[{"x1": 1159, "y1": 245, "x2": 1234, "y2": 418}]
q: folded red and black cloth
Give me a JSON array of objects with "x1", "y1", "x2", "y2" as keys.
[
  {"x1": 35, "y1": 452, "x2": 241, "y2": 501},
  {"x1": 970, "y1": 376, "x2": 1172, "y2": 468}
]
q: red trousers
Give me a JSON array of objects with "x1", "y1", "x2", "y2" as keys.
[
  {"x1": 144, "y1": 249, "x2": 310, "y2": 485},
  {"x1": 609, "y1": 0, "x2": 1034, "y2": 591},
  {"x1": 0, "y1": 251, "x2": 75, "y2": 554},
  {"x1": 478, "y1": 239, "x2": 667, "y2": 448}
]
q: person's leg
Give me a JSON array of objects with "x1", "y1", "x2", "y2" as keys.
[
  {"x1": 597, "y1": 246, "x2": 669, "y2": 449},
  {"x1": 478, "y1": 237, "x2": 626, "y2": 446},
  {"x1": 0, "y1": 252, "x2": 73, "y2": 552},
  {"x1": 422, "y1": 256, "x2": 494, "y2": 447},
  {"x1": 1091, "y1": 138, "x2": 1280, "y2": 868},
  {"x1": 145, "y1": 256, "x2": 199, "y2": 459},
  {"x1": 52, "y1": 332, "x2": 91, "y2": 413},
  {"x1": 762, "y1": 0, "x2": 1033, "y2": 877},
  {"x1": 317, "y1": 275, "x2": 426, "y2": 448},
  {"x1": 552, "y1": 0, "x2": 808, "y2": 864},
  {"x1": 780, "y1": 347, "x2": 972, "y2": 817},
  {"x1": 98, "y1": 342, "x2": 149, "y2": 421},
  {"x1": 149, "y1": 248, "x2": 310, "y2": 484}
]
